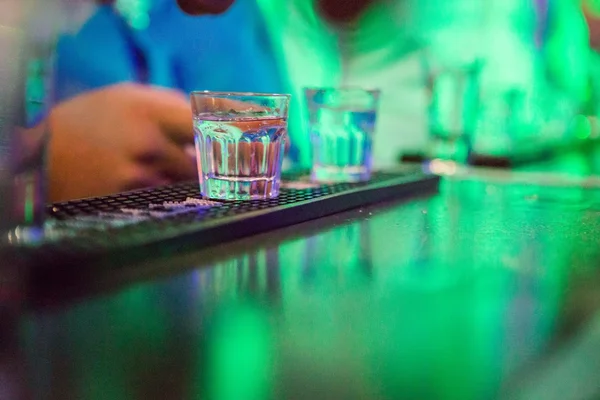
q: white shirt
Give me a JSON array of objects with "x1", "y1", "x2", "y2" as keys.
[{"x1": 258, "y1": 0, "x2": 589, "y2": 167}]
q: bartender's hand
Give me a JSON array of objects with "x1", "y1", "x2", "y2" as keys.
[{"x1": 48, "y1": 83, "x2": 197, "y2": 202}]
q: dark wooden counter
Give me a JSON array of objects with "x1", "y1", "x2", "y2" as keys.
[{"x1": 5, "y1": 148, "x2": 600, "y2": 399}]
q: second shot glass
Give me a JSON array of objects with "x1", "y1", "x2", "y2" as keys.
[{"x1": 305, "y1": 87, "x2": 380, "y2": 183}]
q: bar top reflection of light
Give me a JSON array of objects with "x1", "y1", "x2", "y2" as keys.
[{"x1": 428, "y1": 159, "x2": 458, "y2": 176}]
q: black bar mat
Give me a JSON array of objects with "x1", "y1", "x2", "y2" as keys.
[{"x1": 9, "y1": 166, "x2": 439, "y2": 268}]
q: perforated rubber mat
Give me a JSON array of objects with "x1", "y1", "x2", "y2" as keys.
[{"x1": 12, "y1": 167, "x2": 439, "y2": 266}]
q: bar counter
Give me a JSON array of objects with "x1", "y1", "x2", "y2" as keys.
[{"x1": 11, "y1": 146, "x2": 600, "y2": 399}]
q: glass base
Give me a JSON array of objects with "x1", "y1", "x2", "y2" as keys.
[
  {"x1": 200, "y1": 176, "x2": 280, "y2": 201},
  {"x1": 311, "y1": 165, "x2": 371, "y2": 183}
]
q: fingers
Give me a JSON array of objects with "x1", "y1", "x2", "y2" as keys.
[
  {"x1": 153, "y1": 140, "x2": 198, "y2": 181},
  {"x1": 121, "y1": 172, "x2": 171, "y2": 193},
  {"x1": 143, "y1": 87, "x2": 195, "y2": 146},
  {"x1": 146, "y1": 89, "x2": 274, "y2": 146}
]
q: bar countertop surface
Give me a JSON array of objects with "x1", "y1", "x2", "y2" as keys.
[{"x1": 9, "y1": 146, "x2": 600, "y2": 399}]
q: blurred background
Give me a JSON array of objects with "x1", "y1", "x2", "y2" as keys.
[
  {"x1": 48, "y1": 0, "x2": 600, "y2": 168},
  {"x1": 3, "y1": 0, "x2": 600, "y2": 231}
]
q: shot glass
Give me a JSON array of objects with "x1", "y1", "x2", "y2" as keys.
[
  {"x1": 191, "y1": 91, "x2": 290, "y2": 201},
  {"x1": 422, "y1": 55, "x2": 482, "y2": 163},
  {"x1": 305, "y1": 87, "x2": 380, "y2": 183}
]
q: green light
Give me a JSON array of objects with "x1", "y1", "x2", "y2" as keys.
[
  {"x1": 572, "y1": 114, "x2": 592, "y2": 139},
  {"x1": 544, "y1": 0, "x2": 590, "y2": 104},
  {"x1": 115, "y1": 0, "x2": 151, "y2": 30},
  {"x1": 24, "y1": 181, "x2": 34, "y2": 224},
  {"x1": 206, "y1": 305, "x2": 273, "y2": 400},
  {"x1": 257, "y1": 0, "x2": 341, "y2": 167},
  {"x1": 586, "y1": 0, "x2": 600, "y2": 16}
]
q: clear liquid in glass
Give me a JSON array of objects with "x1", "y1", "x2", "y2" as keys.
[
  {"x1": 194, "y1": 116, "x2": 287, "y2": 200},
  {"x1": 310, "y1": 107, "x2": 375, "y2": 182}
]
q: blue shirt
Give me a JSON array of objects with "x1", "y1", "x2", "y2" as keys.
[{"x1": 54, "y1": 0, "x2": 284, "y2": 101}]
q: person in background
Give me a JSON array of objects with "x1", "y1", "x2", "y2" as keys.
[
  {"x1": 255, "y1": 0, "x2": 593, "y2": 167},
  {"x1": 47, "y1": 0, "x2": 593, "y2": 200},
  {"x1": 48, "y1": 0, "x2": 250, "y2": 201}
]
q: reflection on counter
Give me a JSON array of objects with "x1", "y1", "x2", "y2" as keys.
[{"x1": 21, "y1": 177, "x2": 600, "y2": 399}]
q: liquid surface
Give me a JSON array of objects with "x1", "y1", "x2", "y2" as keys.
[{"x1": 194, "y1": 116, "x2": 287, "y2": 200}]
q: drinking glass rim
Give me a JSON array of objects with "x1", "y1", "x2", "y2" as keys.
[
  {"x1": 191, "y1": 90, "x2": 291, "y2": 98},
  {"x1": 303, "y1": 87, "x2": 381, "y2": 94}
]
